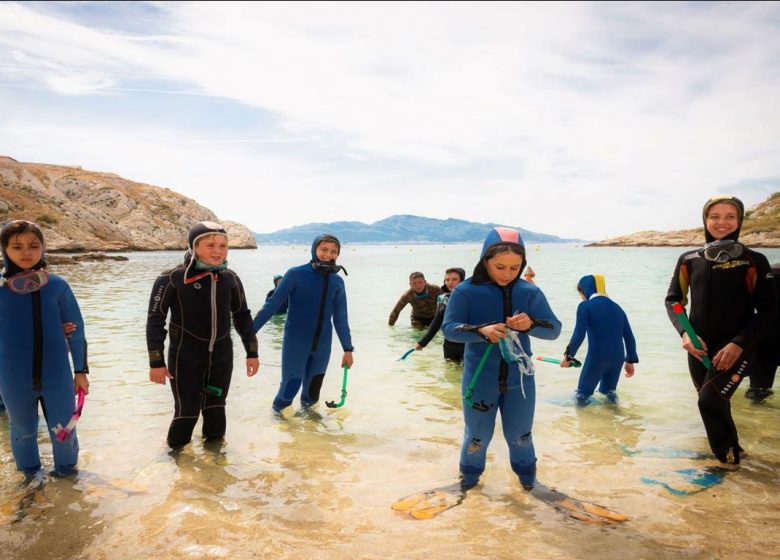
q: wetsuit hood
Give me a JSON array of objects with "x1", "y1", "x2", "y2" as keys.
[
  {"x1": 702, "y1": 195, "x2": 744, "y2": 243},
  {"x1": 310, "y1": 234, "x2": 347, "y2": 275},
  {"x1": 472, "y1": 227, "x2": 526, "y2": 285},
  {"x1": 577, "y1": 274, "x2": 607, "y2": 299},
  {"x1": 183, "y1": 221, "x2": 228, "y2": 278},
  {"x1": 0, "y1": 220, "x2": 47, "y2": 278}
]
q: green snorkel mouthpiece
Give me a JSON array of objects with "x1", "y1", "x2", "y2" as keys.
[{"x1": 326, "y1": 366, "x2": 350, "y2": 408}]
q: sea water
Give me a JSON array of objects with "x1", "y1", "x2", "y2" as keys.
[{"x1": 1, "y1": 244, "x2": 779, "y2": 560}]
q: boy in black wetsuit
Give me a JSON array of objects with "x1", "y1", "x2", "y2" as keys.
[
  {"x1": 665, "y1": 196, "x2": 777, "y2": 467},
  {"x1": 414, "y1": 268, "x2": 466, "y2": 362},
  {"x1": 146, "y1": 222, "x2": 259, "y2": 449}
]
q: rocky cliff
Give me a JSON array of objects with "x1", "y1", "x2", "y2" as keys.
[
  {"x1": 0, "y1": 157, "x2": 256, "y2": 251},
  {"x1": 587, "y1": 193, "x2": 780, "y2": 247}
]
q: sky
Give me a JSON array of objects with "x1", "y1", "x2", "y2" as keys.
[{"x1": 1, "y1": 1, "x2": 779, "y2": 240}]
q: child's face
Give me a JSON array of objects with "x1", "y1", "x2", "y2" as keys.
[
  {"x1": 444, "y1": 272, "x2": 461, "y2": 291},
  {"x1": 194, "y1": 234, "x2": 228, "y2": 266},
  {"x1": 4, "y1": 232, "x2": 43, "y2": 271},
  {"x1": 485, "y1": 252, "x2": 523, "y2": 286},
  {"x1": 705, "y1": 202, "x2": 740, "y2": 240},
  {"x1": 410, "y1": 276, "x2": 426, "y2": 293},
  {"x1": 315, "y1": 241, "x2": 339, "y2": 262}
]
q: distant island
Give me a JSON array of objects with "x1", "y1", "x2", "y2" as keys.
[
  {"x1": 587, "y1": 192, "x2": 780, "y2": 248},
  {"x1": 254, "y1": 215, "x2": 583, "y2": 245}
]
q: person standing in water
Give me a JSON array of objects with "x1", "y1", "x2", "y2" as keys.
[
  {"x1": 414, "y1": 267, "x2": 466, "y2": 362},
  {"x1": 745, "y1": 262, "x2": 779, "y2": 402},
  {"x1": 0, "y1": 220, "x2": 89, "y2": 478},
  {"x1": 665, "y1": 196, "x2": 777, "y2": 467},
  {"x1": 146, "y1": 221, "x2": 259, "y2": 450},
  {"x1": 388, "y1": 272, "x2": 442, "y2": 328},
  {"x1": 253, "y1": 234, "x2": 353, "y2": 413},
  {"x1": 443, "y1": 227, "x2": 561, "y2": 490},
  {"x1": 560, "y1": 274, "x2": 638, "y2": 405}
]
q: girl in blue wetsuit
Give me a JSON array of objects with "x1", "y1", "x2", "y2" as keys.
[
  {"x1": 443, "y1": 227, "x2": 561, "y2": 490},
  {"x1": 0, "y1": 220, "x2": 89, "y2": 477},
  {"x1": 254, "y1": 234, "x2": 354, "y2": 412},
  {"x1": 561, "y1": 274, "x2": 638, "y2": 405}
]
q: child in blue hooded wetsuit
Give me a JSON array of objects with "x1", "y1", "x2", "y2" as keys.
[
  {"x1": 560, "y1": 274, "x2": 638, "y2": 405},
  {"x1": 253, "y1": 234, "x2": 354, "y2": 412},
  {"x1": 443, "y1": 227, "x2": 561, "y2": 490},
  {"x1": 0, "y1": 220, "x2": 89, "y2": 477}
]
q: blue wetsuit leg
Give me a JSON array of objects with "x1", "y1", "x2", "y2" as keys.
[
  {"x1": 301, "y1": 348, "x2": 332, "y2": 408},
  {"x1": 597, "y1": 359, "x2": 624, "y2": 395},
  {"x1": 500, "y1": 379, "x2": 537, "y2": 487},
  {"x1": 459, "y1": 392, "x2": 499, "y2": 486},
  {"x1": 1, "y1": 387, "x2": 42, "y2": 473},
  {"x1": 40, "y1": 378, "x2": 80, "y2": 474}
]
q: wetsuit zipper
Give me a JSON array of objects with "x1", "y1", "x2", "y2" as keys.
[
  {"x1": 32, "y1": 291, "x2": 43, "y2": 391},
  {"x1": 499, "y1": 284, "x2": 512, "y2": 393},
  {"x1": 311, "y1": 272, "x2": 330, "y2": 352},
  {"x1": 209, "y1": 272, "x2": 217, "y2": 352}
]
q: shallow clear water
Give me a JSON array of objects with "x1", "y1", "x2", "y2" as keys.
[{"x1": 2, "y1": 244, "x2": 779, "y2": 560}]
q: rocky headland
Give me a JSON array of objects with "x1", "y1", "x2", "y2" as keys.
[
  {"x1": 0, "y1": 156, "x2": 256, "y2": 254},
  {"x1": 586, "y1": 193, "x2": 780, "y2": 247}
]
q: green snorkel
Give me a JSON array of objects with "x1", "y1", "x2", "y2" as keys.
[
  {"x1": 463, "y1": 344, "x2": 494, "y2": 412},
  {"x1": 671, "y1": 303, "x2": 714, "y2": 371},
  {"x1": 325, "y1": 366, "x2": 350, "y2": 408}
]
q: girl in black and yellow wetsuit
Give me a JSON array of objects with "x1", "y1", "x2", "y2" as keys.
[{"x1": 665, "y1": 196, "x2": 777, "y2": 467}]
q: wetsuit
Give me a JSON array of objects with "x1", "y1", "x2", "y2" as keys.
[
  {"x1": 747, "y1": 263, "x2": 780, "y2": 397},
  {"x1": 265, "y1": 275, "x2": 288, "y2": 315},
  {"x1": 146, "y1": 265, "x2": 258, "y2": 448},
  {"x1": 443, "y1": 227, "x2": 561, "y2": 489},
  {"x1": 417, "y1": 290, "x2": 464, "y2": 362},
  {"x1": 565, "y1": 274, "x2": 638, "y2": 404},
  {"x1": 0, "y1": 273, "x2": 88, "y2": 474},
  {"x1": 253, "y1": 235, "x2": 353, "y2": 411},
  {"x1": 388, "y1": 284, "x2": 442, "y2": 328},
  {"x1": 665, "y1": 199, "x2": 777, "y2": 464}
]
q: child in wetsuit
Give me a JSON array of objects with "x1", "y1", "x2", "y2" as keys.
[
  {"x1": 443, "y1": 227, "x2": 561, "y2": 490},
  {"x1": 665, "y1": 196, "x2": 777, "y2": 467},
  {"x1": 560, "y1": 274, "x2": 638, "y2": 405},
  {"x1": 146, "y1": 221, "x2": 259, "y2": 449},
  {"x1": 253, "y1": 234, "x2": 353, "y2": 413},
  {"x1": 414, "y1": 267, "x2": 466, "y2": 362},
  {"x1": 0, "y1": 220, "x2": 89, "y2": 478},
  {"x1": 388, "y1": 272, "x2": 442, "y2": 328}
]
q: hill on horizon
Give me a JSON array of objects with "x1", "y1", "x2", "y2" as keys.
[{"x1": 253, "y1": 215, "x2": 583, "y2": 245}]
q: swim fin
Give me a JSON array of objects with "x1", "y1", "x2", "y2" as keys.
[
  {"x1": 391, "y1": 482, "x2": 467, "y2": 519},
  {"x1": 529, "y1": 482, "x2": 628, "y2": 525},
  {"x1": 641, "y1": 467, "x2": 726, "y2": 496}
]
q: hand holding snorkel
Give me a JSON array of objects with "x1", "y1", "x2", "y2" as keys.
[{"x1": 672, "y1": 303, "x2": 713, "y2": 370}]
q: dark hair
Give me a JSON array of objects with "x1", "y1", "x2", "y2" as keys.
[
  {"x1": 482, "y1": 243, "x2": 525, "y2": 262},
  {"x1": 445, "y1": 267, "x2": 466, "y2": 281},
  {"x1": 1, "y1": 220, "x2": 45, "y2": 249},
  {"x1": 409, "y1": 271, "x2": 425, "y2": 281}
]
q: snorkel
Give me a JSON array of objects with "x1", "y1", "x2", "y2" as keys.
[
  {"x1": 53, "y1": 389, "x2": 86, "y2": 442},
  {"x1": 671, "y1": 303, "x2": 713, "y2": 371}
]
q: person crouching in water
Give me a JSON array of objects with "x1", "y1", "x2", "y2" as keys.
[
  {"x1": 146, "y1": 222, "x2": 259, "y2": 450},
  {"x1": 443, "y1": 227, "x2": 561, "y2": 490},
  {"x1": 560, "y1": 274, "x2": 638, "y2": 406},
  {"x1": 0, "y1": 220, "x2": 89, "y2": 478},
  {"x1": 665, "y1": 196, "x2": 777, "y2": 468},
  {"x1": 414, "y1": 267, "x2": 466, "y2": 362},
  {"x1": 253, "y1": 234, "x2": 353, "y2": 414}
]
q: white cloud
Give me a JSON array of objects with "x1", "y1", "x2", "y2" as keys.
[{"x1": 0, "y1": 1, "x2": 779, "y2": 239}]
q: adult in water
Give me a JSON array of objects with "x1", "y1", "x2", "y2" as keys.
[
  {"x1": 560, "y1": 274, "x2": 638, "y2": 405},
  {"x1": 388, "y1": 272, "x2": 442, "y2": 328},
  {"x1": 0, "y1": 220, "x2": 89, "y2": 478},
  {"x1": 414, "y1": 267, "x2": 466, "y2": 362},
  {"x1": 443, "y1": 227, "x2": 561, "y2": 490},
  {"x1": 665, "y1": 196, "x2": 777, "y2": 468},
  {"x1": 146, "y1": 222, "x2": 259, "y2": 449},
  {"x1": 254, "y1": 234, "x2": 354, "y2": 413},
  {"x1": 745, "y1": 263, "x2": 779, "y2": 402}
]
